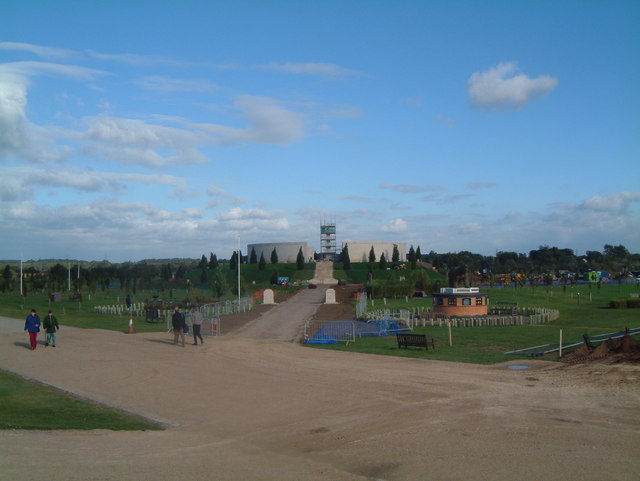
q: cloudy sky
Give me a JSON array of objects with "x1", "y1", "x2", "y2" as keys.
[{"x1": 1, "y1": 1, "x2": 638, "y2": 262}]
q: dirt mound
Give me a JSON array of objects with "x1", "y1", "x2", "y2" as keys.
[
  {"x1": 312, "y1": 283, "x2": 364, "y2": 321},
  {"x1": 561, "y1": 335, "x2": 640, "y2": 364}
]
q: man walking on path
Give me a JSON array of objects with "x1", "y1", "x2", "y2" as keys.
[
  {"x1": 171, "y1": 306, "x2": 186, "y2": 347},
  {"x1": 191, "y1": 307, "x2": 204, "y2": 345},
  {"x1": 24, "y1": 309, "x2": 41, "y2": 350},
  {"x1": 43, "y1": 310, "x2": 60, "y2": 347}
]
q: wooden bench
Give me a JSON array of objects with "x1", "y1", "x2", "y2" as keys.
[{"x1": 396, "y1": 333, "x2": 435, "y2": 350}]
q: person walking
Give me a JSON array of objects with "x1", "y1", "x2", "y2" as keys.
[
  {"x1": 43, "y1": 310, "x2": 60, "y2": 347},
  {"x1": 171, "y1": 305, "x2": 186, "y2": 347},
  {"x1": 24, "y1": 309, "x2": 41, "y2": 350},
  {"x1": 191, "y1": 307, "x2": 204, "y2": 345}
]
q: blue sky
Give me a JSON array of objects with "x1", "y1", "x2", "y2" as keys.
[{"x1": 1, "y1": 0, "x2": 638, "y2": 262}]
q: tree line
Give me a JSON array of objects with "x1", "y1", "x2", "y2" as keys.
[{"x1": 2, "y1": 243, "x2": 637, "y2": 296}]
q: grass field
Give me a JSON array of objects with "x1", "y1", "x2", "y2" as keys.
[
  {"x1": 0, "y1": 262, "x2": 313, "y2": 333},
  {"x1": 0, "y1": 370, "x2": 163, "y2": 431},
  {"x1": 307, "y1": 281, "x2": 640, "y2": 364}
]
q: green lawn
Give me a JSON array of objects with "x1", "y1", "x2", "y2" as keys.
[
  {"x1": 307, "y1": 282, "x2": 640, "y2": 364},
  {"x1": 0, "y1": 370, "x2": 163, "y2": 430},
  {"x1": 0, "y1": 264, "x2": 312, "y2": 332}
]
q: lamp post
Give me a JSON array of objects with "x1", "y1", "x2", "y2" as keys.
[{"x1": 237, "y1": 235, "x2": 241, "y2": 304}]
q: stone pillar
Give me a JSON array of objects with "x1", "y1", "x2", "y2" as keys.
[
  {"x1": 325, "y1": 288, "x2": 336, "y2": 304},
  {"x1": 263, "y1": 289, "x2": 275, "y2": 305}
]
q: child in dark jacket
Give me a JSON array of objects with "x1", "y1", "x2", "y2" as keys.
[{"x1": 43, "y1": 310, "x2": 60, "y2": 347}]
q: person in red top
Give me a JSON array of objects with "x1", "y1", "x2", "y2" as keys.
[{"x1": 24, "y1": 309, "x2": 41, "y2": 350}]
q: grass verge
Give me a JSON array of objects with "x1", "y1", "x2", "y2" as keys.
[
  {"x1": 0, "y1": 370, "x2": 164, "y2": 431},
  {"x1": 307, "y1": 282, "x2": 640, "y2": 364}
]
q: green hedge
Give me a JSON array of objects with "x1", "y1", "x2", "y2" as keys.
[{"x1": 609, "y1": 298, "x2": 640, "y2": 308}]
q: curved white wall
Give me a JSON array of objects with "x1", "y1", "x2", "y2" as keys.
[
  {"x1": 341, "y1": 241, "x2": 407, "y2": 263},
  {"x1": 247, "y1": 242, "x2": 314, "y2": 264}
]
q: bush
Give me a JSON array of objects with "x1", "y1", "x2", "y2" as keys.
[{"x1": 610, "y1": 298, "x2": 640, "y2": 308}]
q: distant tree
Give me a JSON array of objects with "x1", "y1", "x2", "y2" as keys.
[
  {"x1": 230, "y1": 251, "x2": 237, "y2": 270},
  {"x1": 250, "y1": 247, "x2": 257, "y2": 264},
  {"x1": 175, "y1": 265, "x2": 186, "y2": 280},
  {"x1": 161, "y1": 263, "x2": 172, "y2": 281},
  {"x1": 392, "y1": 244, "x2": 400, "y2": 263},
  {"x1": 199, "y1": 269, "x2": 208, "y2": 285},
  {"x1": 211, "y1": 270, "x2": 228, "y2": 298},
  {"x1": 341, "y1": 244, "x2": 351, "y2": 270},
  {"x1": 259, "y1": 253, "x2": 266, "y2": 270},
  {"x1": 408, "y1": 246, "x2": 417, "y2": 269},
  {"x1": 271, "y1": 248, "x2": 278, "y2": 264},
  {"x1": 415, "y1": 245, "x2": 422, "y2": 262},
  {"x1": 296, "y1": 247, "x2": 304, "y2": 270},
  {"x1": 49, "y1": 264, "x2": 68, "y2": 292},
  {"x1": 270, "y1": 270, "x2": 279, "y2": 285},
  {"x1": 368, "y1": 246, "x2": 376, "y2": 263},
  {"x1": 379, "y1": 252, "x2": 387, "y2": 270},
  {"x1": 2, "y1": 265, "x2": 13, "y2": 293},
  {"x1": 198, "y1": 255, "x2": 207, "y2": 269},
  {"x1": 209, "y1": 253, "x2": 219, "y2": 270}
]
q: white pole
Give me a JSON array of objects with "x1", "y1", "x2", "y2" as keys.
[
  {"x1": 237, "y1": 235, "x2": 241, "y2": 304},
  {"x1": 20, "y1": 258, "x2": 23, "y2": 296},
  {"x1": 68, "y1": 263, "x2": 71, "y2": 291},
  {"x1": 559, "y1": 329, "x2": 563, "y2": 358},
  {"x1": 448, "y1": 320, "x2": 452, "y2": 347}
]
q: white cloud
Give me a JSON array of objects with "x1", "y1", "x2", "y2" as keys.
[
  {"x1": 217, "y1": 207, "x2": 290, "y2": 231},
  {"x1": 207, "y1": 184, "x2": 244, "y2": 206},
  {"x1": 257, "y1": 62, "x2": 360, "y2": 79},
  {"x1": 136, "y1": 75, "x2": 218, "y2": 93},
  {"x1": 467, "y1": 182, "x2": 497, "y2": 190},
  {"x1": 86, "y1": 50, "x2": 183, "y2": 67},
  {"x1": 80, "y1": 116, "x2": 208, "y2": 168},
  {"x1": 579, "y1": 191, "x2": 640, "y2": 214},
  {"x1": 196, "y1": 95, "x2": 305, "y2": 146},
  {"x1": 0, "y1": 42, "x2": 78, "y2": 61},
  {"x1": 381, "y1": 218, "x2": 407, "y2": 232},
  {"x1": 0, "y1": 61, "x2": 107, "y2": 81},
  {"x1": 380, "y1": 183, "x2": 447, "y2": 193},
  {"x1": 0, "y1": 74, "x2": 28, "y2": 159},
  {"x1": 434, "y1": 114, "x2": 455, "y2": 128},
  {"x1": 468, "y1": 62, "x2": 558, "y2": 110}
]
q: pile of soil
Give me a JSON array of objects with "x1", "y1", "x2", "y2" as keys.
[
  {"x1": 312, "y1": 283, "x2": 363, "y2": 321},
  {"x1": 561, "y1": 335, "x2": 640, "y2": 364},
  {"x1": 220, "y1": 285, "x2": 363, "y2": 334}
]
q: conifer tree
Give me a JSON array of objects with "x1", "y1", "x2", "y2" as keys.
[
  {"x1": 368, "y1": 246, "x2": 376, "y2": 263},
  {"x1": 296, "y1": 247, "x2": 304, "y2": 270},
  {"x1": 250, "y1": 247, "x2": 257, "y2": 264},
  {"x1": 379, "y1": 252, "x2": 387, "y2": 270},
  {"x1": 271, "y1": 248, "x2": 278, "y2": 264},
  {"x1": 341, "y1": 244, "x2": 351, "y2": 270},
  {"x1": 259, "y1": 253, "x2": 266, "y2": 270}
]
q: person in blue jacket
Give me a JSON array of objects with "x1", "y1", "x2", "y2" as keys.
[{"x1": 24, "y1": 309, "x2": 41, "y2": 350}]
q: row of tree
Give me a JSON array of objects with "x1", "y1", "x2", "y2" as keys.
[
  {"x1": 2, "y1": 244, "x2": 637, "y2": 296},
  {"x1": 423, "y1": 244, "x2": 638, "y2": 276}
]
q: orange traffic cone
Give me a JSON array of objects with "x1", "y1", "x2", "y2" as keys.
[{"x1": 127, "y1": 315, "x2": 135, "y2": 334}]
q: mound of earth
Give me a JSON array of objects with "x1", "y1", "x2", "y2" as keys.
[
  {"x1": 312, "y1": 283, "x2": 364, "y2": 321},
  {"x1": 561, "y1": 335, "x2": 640, "y2": 364},
  {"x1": 220, "y1": 284, "x2": 363, "y2": 334}
]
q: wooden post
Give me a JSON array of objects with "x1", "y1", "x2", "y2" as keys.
[{"x1": 448, "y1": 320, "x2": 452, "y2": 347}]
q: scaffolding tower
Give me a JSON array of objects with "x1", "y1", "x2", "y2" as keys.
[{"x1": 320, "y1": 220, "x2": 337, "y2": 261}]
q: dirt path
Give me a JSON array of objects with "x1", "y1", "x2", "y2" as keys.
[{"x1": 1, "y1": 291, "x2": 640, "y2": 480}]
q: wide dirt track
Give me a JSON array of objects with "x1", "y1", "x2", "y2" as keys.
[{"x1": 1, "y1": 285, "x2": 639, "y2": 481}]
